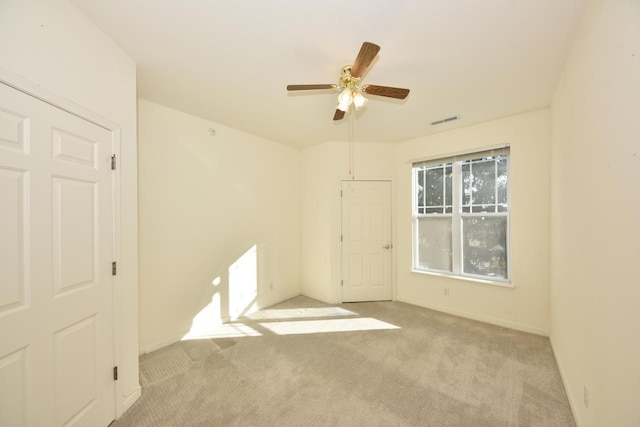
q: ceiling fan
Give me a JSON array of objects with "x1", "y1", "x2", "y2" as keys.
[{"x1": 287, "y1": 42, "x2": 410, "y2": 121}]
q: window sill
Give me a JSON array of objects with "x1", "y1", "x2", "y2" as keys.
[{"x1": 410, "y1": 269, "x2": 514, "y2": 289}]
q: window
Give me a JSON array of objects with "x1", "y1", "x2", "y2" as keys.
[{"x1": 412, "y1": 148, "x2": 510, "y2": 282}]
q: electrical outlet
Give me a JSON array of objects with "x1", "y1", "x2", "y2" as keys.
[
  {"x1": 583, "y1": 386, "x2": 589, "y2": 408},
  {"x1": 444, "y1": 288, "x2": 449, "y2": 296}
]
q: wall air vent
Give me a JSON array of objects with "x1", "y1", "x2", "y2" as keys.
[{"x1": 431, "y1": 115, "x2": 460, "y2": 126}]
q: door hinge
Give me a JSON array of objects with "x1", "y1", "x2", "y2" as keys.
[
  {"x1": 111, "y1": 154, "x2": 116, "y2": 170},
  {"x1": 113, "y1": 366, "x2": 118, "y2": 381},
  {"x1": 341, "y1": 280, "x2": 343, "y2": 287},
  {"x1": 340, "y1": 190, "x2": 343, "y2": 197},
  {"x1": 340, "y1": 235, "x2": 343, "y2": 242},
  {"x1": 112, "y1": 261, "x2": 117, "y2": 276}
]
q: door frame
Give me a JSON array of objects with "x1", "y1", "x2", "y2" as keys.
[
  {"x1": 339, "y1": 179, "x2": 394, "y2": 303},
  {"x1": 0, "y1": 68, "x2": 125, "y2": 419}
]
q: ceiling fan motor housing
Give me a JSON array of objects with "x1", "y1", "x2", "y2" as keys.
[{"x1": 339, "y1": 65, "x2": 361, "y2": 90}]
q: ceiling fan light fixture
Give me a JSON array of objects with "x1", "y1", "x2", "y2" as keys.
[
  {"x1": 338, "y1": 88, "x2": 353, "y2": 106},
  {"x1": 353, "y1": 91, "x2": 368, "y2": 110},
  {"x1": 337, "y1": 88, "x2": 353, "y2": 111}
]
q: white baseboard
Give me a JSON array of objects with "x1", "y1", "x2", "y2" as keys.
[
  {"x1": 258, "y1": 291, "x2": 303, "y2": 311},
  {"x1": 119, "y1": 387, "x2": 142, "y2": 417},
  {"x1": 549, "y1": 336, "x2": 581, "y2": 427},
  {"x1": 300, "y1": 289, "x2": 334, "y2": 304},
  {"x1": 139, "y1": 329, "x2": 194, "y2": 355},
  {"x1": 138, "y1": 317, "x2": 228, "y2": 356},
  {"x1": 394, "y1": 297, "x2": 549, "y2": 336}
]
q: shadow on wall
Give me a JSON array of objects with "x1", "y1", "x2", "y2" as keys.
[{"x1": 181, "y1": 244, "x2": 261, "y2": 341}]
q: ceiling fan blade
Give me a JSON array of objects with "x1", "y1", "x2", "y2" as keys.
[
  {"x1": 333, "y1": 109, "x2": 346, "y2": 121},
  {"x1": 362, "y1": 85, "x2": 410, "y2": 99},
  {"x1": 350, "y1": 42, "x2": 381, "y2": 78},
  {"x1": 287, "y1": 84, "x2": 336, "y2": 91}
]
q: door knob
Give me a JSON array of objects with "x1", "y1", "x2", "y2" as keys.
[{"x1": 383, "y1": 244, "x2": 391, "y2": 249}]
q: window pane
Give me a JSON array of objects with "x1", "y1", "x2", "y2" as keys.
[
  {"x1": 497, "y1": 157, "x2": 508, "y2": 206},
  {"x1": 417, "y1": 217, "x2": 452, "y2": 272},
  {"x1": 416, "y1": 169, "x2": 425, "y2": 208},
  {"x1": 425, "y1": 167, "x2": 443, "y2": 207},
  {"x1": 471, "y1": 160, "x2": 496, "y2": 206},
  {"x1": 462, "y1": 163, "x2": 471, "y2": 206},
  {"x1": 462, "y1": 216, "x2": 508, "y2": 279},
  {"x1": 445, "y1": 165, "x2": 453, "y2": 208}
]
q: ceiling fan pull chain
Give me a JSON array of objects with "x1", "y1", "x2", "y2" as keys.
[{"x1": 350, "y1": 110, "x2": 355, "y2": 180}]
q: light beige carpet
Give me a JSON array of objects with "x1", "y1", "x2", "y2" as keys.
[{"x1": 113, "y1": 296, "x2": 575, "y2": 426}]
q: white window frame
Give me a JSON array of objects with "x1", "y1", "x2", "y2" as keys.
[{"x1": 412, "y1": 147, "x2": 511, "y2": 286}]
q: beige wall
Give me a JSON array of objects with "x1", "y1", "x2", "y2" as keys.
[
  {"x1": 550, "y1": 0, "x2": 640, "y2": 425},
  {"x1": 394, "y1": 110, "x2": 552, "y2": 335},
  {"x1": 138, "y1": 100, "x2": 301, "y2": 352},
  {"x1": 300, "y1": 143, "x2": 333, "y2": 302},
  {"x1": 0, "y1": 0, "x2": 140, "y2": 415}
]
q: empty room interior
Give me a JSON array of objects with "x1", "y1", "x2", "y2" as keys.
[{"x1": 0, "y1": 0, "x2": 639, "y2": 426}]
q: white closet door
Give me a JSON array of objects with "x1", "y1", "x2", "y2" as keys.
[
  {"x1": 341, "y1": 180, "x2": 393, "y2": 302},
  {"x1": 0, "y1": 82, "x2": 115, "y2": 427}
]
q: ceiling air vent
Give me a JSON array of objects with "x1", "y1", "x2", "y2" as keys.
[{"x1": 431, "y1": 115, "x2": 460, "y2": 126}]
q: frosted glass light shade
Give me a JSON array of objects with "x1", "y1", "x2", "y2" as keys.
[
  {"x1": 338, "y1": 88, "x2": 353, "y2": 104},
  {"x1": 337, "y1": 88, "x2": 353, "y2": 111},
  {"x1": 353, "y1": 92, "x2": 368, "y2": 110}
]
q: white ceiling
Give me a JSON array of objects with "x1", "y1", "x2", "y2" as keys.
[{"x1": 71, "y1": 0, "x2": 587, "y2": 148}]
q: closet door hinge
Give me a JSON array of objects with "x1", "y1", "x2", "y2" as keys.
[
  {"x1": 111, "y1": 154, "x2": 116, "y2": 170},
  {"x1": 113, "y1": 366, "x2": 118, "y2": 381},
  {"x1": 112, "y1": 261, "x2": 117, "y2": 276}
]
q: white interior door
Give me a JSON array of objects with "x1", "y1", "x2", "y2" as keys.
[
  {"x1": 0, "y1": 82, "x2": 115, "y2": 426},
  {"x1": 341, "y1": 180, "x2": 392, "y2": 302}
]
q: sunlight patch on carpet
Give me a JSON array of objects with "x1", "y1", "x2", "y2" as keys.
[
  {"x1": 182, "y1": 323, "x2": 262, "y2": 340},
  {"x1": 247, "y1": 307, "x2": 358, "y2": 320},
  {"x1": 259, "y1": 317, "x2": 400, "y2": 335}
]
